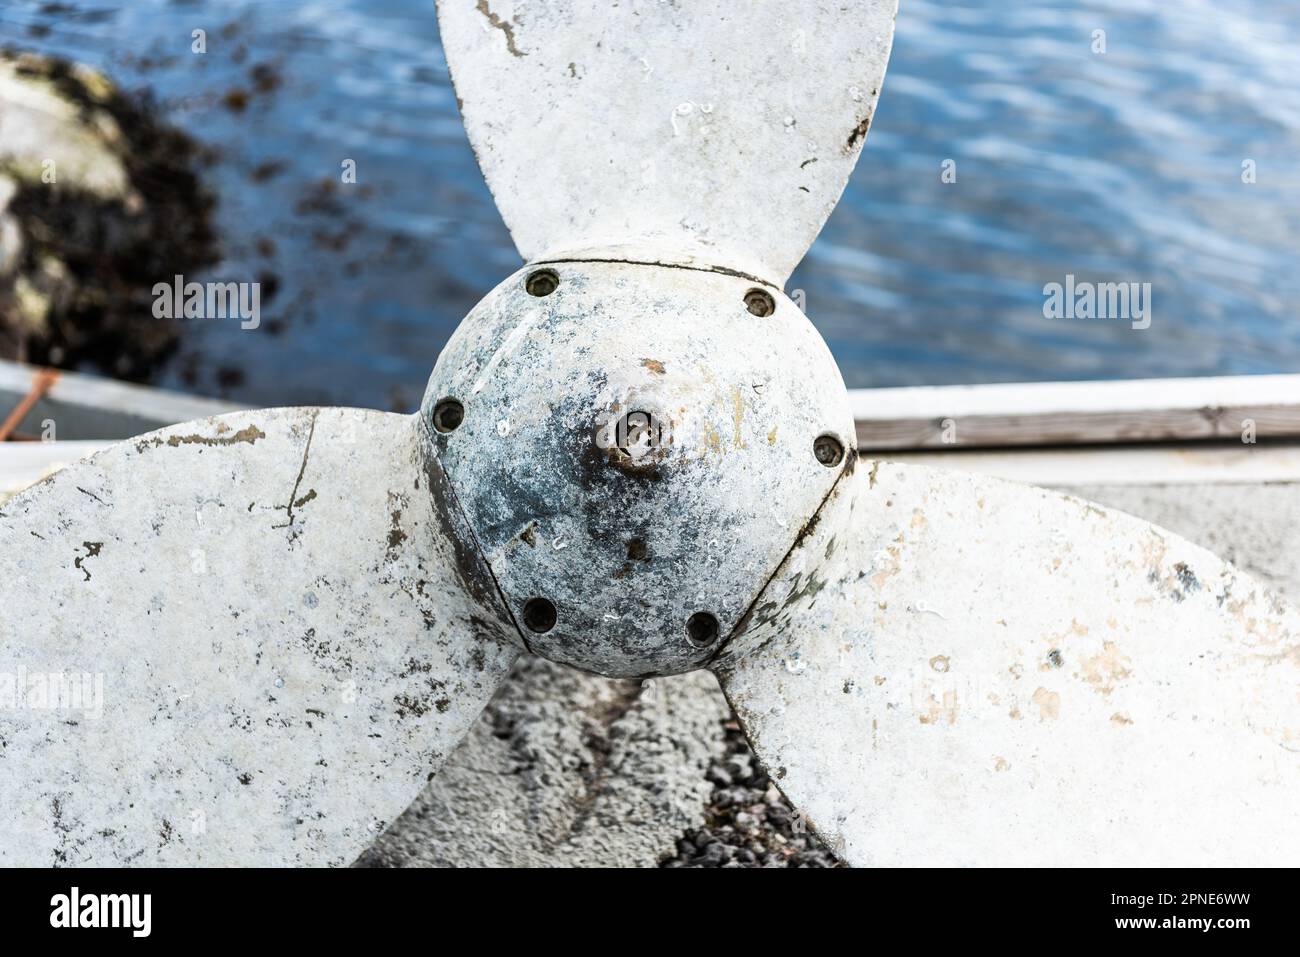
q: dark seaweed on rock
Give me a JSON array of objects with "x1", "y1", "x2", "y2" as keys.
[{"x1": 0, "y1": 49, "x2": 218, "y2": 380}]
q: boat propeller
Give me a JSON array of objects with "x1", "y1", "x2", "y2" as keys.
[{"x1": 3, "y1": 0, "x2": 1299, "y2": 867}]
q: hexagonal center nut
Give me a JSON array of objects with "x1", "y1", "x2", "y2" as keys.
[{"x1": 594, "y1": 408, "x2": 672, "y2": 471}]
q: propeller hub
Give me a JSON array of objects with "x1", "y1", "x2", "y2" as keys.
[{"x1": 421, "y1": 261, "x2": 854, "y2": 678}]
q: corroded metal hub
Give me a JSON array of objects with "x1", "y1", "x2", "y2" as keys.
[{"x1": 421, "y1": 261, "x2": 854, "y2": 677}]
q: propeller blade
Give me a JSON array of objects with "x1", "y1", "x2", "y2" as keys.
[
  {"x1": 437, "y1": 0, "x2": 898, "y2": 284},
  {"x1": 0, "y1": 408, "x2": 519, "y2": 865},
  {"x1": 713, "y1": 461, "x2": 1300, "y2": 866}
]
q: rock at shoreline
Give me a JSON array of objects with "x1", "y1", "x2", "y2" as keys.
[{"x1": 0, "y1": 50, "x2": 217, "y2": 379}]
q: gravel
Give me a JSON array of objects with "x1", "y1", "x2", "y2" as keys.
[
  {"x1": 355, "y1": 654, "x2": 843, "y2": 868},
  {"x1": 356, "y1": 655, "x2": 732, "y2": 867},
  {"x1": 659, "y1": 719, "x2": 843, "y2": 869}
]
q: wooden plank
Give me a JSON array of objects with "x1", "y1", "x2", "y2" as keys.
[
  {"x1": 851, "y1": 374, "x2": 1300, "y2": 450},
  {"x1": 0, "y1": 359, "x2": 243, "y2": 441},
  {"x1": 873, "y1": 441, "x2": 1300, "y2": 487}
]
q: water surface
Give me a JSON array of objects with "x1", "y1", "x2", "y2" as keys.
[{"x1": 4, "y1": 0, "x2": 1297, "y2": 407}]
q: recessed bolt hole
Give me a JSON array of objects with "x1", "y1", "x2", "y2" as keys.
[
  {"x1": 432, "y1": 398, "x2": 464, "y2": 433},
  {"x1": 522, "y1": 597, "x2": 557, "y2": 634},
  {"x1": 744, "y1": 288, "x2": 776, "y2": 317},
  {"x1": 686, "y1": 611, "x2": 720, "y2": 647},
  {"x1": 814, "y1": 433, "x2": 844, "y2": 467},
  {"x1": 1047, "y1": 649, "x2": 1064, "y2": 668},
  {"x1": 525, "y1": 268, "x2": 559, "y2": 297}
]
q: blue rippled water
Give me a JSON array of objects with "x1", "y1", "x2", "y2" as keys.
[{"x1": 3, "y1": 0, "x2": 1298, "y2": 407}]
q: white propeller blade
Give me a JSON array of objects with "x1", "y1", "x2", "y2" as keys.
[
  {"x1": 0, "y1": 408, "x2": 518, "y2": 865},
  {"x1": 715, "y1": 461, "x2": 1300, "y2": 866},
  {"x1": 437, "y1": 0, "x2": 898, "y2": 284}
]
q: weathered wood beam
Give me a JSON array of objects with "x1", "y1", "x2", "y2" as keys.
[
  {"x1": 0, "y1": 358, "x2": 241, "y2": 441},
  {"x1": 851, "y1": 374, "x2": 1300, "y2": 450}
]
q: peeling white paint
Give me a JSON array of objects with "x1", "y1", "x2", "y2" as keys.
[
  {"x1": 716, "y1": 462, "x2": 1300, "y2": 866},
  {"x1": 437, "y1": 0, "x2": 899, "y2": 284},
  {"x1": 0, "y1": 409, "x2": 518, "y2": 865}
]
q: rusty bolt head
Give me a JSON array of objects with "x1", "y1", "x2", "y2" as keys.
[
  {"x1": 525, "y1": 268, "x2": 560, "y2": 297},
  {"x1": 744, "y1": 288, "x2": 776, "y2": 317},
  {"x1": 432, "y1": 398, "x2": 464, "y2": 433},
  {"x1": 814, "y1": 433, "x2": 844, "y2": 467}
]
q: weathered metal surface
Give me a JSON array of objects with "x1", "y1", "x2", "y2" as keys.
[
  {"x1": 436, "y1": 0, "x2": 898, "y2": 285},
  {"x1": 0, "y1": 408, "x2": 518, "y2": 865},
  {"x1": 715, "y1": 462, "x2": 1300, "y2": 866},
  {"x1": 421, "y1": 261, "x2": 855, "y2": 677}
]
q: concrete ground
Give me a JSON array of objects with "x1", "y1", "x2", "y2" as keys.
[{"x1": 359, "y1": 476, "x2": 1300, "y2": 867}]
